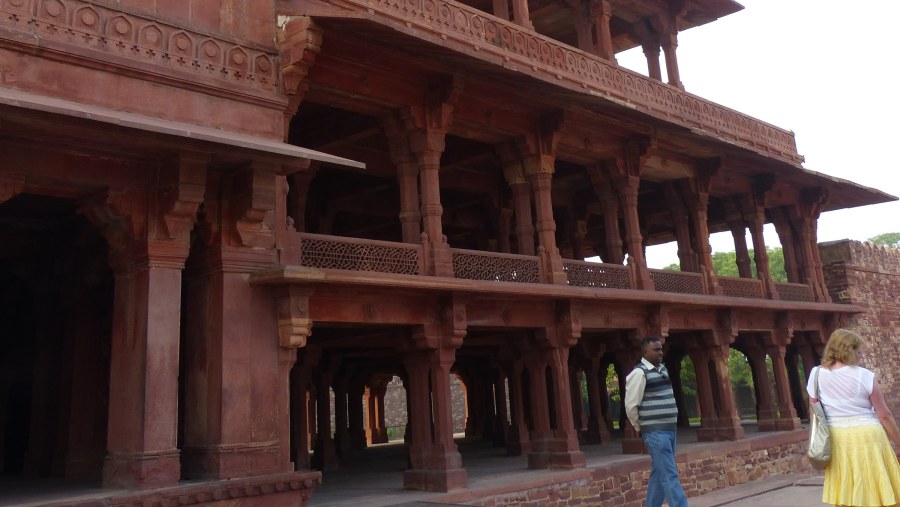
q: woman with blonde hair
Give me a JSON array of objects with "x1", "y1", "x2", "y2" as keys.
[{"x1": 807, "y1": 328, "x2": 900, "y2": 506}]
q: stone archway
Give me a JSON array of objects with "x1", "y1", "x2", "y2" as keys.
[{"x1": 0, "y1": 194, "x2": 113, "y2": 482}]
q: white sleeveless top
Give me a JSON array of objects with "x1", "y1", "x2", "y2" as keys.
[{"x1": 806, "y1": 365, "x2": 880, "y2": 427}]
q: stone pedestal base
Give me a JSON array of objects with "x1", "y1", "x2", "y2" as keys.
[
  {"x1": 697, "y1": 425, "x2": 745, "y2": 442},
  {"x1": 527, "y1": 450, "x2": 586, "y2": 469},
  {"x1": 403, "y1": 467, "x2": 468, "y2": 492},
  {"x1": 756, "y1": 418, "x2": 778, "y2": 432},
  {"x1": 775, "y1": 417, "x2": 801, "y2": 430},
  {"x1": 181, "y1": 444, "x2": 282, "y2": 480},
  {"x1": 102, "y1": 450, "x2": 180, "y2": 489}
]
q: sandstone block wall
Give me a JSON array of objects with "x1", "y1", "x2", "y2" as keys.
[{"x1": 820, "y1": 240, "x2": 900, "y2": 415}]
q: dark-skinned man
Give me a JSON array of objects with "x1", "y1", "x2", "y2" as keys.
[{"x1": 624, "y1": 336, "x2": 688, "y2": 507}]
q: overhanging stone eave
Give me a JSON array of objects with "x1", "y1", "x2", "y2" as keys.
[
  {"x1": 0, "y1": 87, "x2": 366, "y2": 169},
  {"x1": 249, "y1": 265, "x2": 864, "y2": 314}
]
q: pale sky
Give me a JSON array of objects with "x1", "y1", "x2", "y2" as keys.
[{"x1": 614, "y1": 0, "x2": 900, "y2": 268}]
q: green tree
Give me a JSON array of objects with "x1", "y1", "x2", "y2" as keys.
[
  {"x1": 663, "y1": 247, "x2": 787, "y2": 282},
  {"x1": 728, "y1": 349, "x2": 754, "y2": 389},
  {"x1": 868, "y1": 232, "x2": 900, "y2": 248}
]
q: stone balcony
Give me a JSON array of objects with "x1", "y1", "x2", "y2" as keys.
[
  {"x1": 295, "y1": 0, "x2": 803, "y2": 166},
  {"x1": 286, "y1": 232, "x2": 815, "y2": 304}
]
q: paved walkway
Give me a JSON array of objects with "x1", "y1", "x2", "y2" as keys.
[{"x1": 691, "y1": 473, "x2": 824, "y2": 507}]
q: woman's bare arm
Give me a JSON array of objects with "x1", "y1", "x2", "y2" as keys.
[{"x1": 871, "y1": 380, "x2": 900, "y2": 457}]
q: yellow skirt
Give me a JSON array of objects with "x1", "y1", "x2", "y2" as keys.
[{"x1": 824, "y1": 422, "x2": 900, "y2": 506}]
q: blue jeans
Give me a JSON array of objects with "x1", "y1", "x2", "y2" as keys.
[{"x1": 642, "y1": 430, "x2": 688, "y2": 507}]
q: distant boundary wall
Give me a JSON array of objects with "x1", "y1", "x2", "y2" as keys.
[{"x1": 821, "y1": 239, "x2": 900, "y2": 415}]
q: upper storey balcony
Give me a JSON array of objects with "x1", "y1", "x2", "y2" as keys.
[
  {"x1": 271, "y1": 0, "x2": 895, "y2": 315},
  {"x1": 280, "y1": 0, "x2": 801, "y2": 165}
]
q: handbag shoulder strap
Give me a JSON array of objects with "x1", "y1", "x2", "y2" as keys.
[{"x1": 813, "y1": 366, "x2": 826, "y2": 413}]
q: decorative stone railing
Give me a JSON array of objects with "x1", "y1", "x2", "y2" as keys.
[
  {"x1": 298, "y1": 233, "x2": 423, "y2": 275},
  {"x1": 332, "y1": 0, "x2": 801, "y2": 164},
  {"x1": 0, "y1": 0, "x2": 279, "y2": 94},
  {"x1": 649, "y1": 269, "x2": 705, "y2": 295},
  {"x1": 563, "y1": 260, "x2": 632, "y2": 289},
  {"x1": 291, "y1": 234, "x2": 828, "y2": 307},
  {"x1": 775, "y1": 282, "x2": 814, "y2": 302},
  {"x1": 451, "y1": 248, "x2": 541, "y2": 283},
  {"x1": 718, "y1": 276, "x2": 765, "y2": 299}
]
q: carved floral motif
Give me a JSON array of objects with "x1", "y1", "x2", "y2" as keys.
[{"x1": 0, "y1": 0, "x2": 278, "y2": 92}]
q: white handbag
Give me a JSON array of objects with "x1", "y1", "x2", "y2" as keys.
[{"x1": 807, "y1": 366, "x2": 831, "y2": 470}]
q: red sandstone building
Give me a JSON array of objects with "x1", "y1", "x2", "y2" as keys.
[{"x1": 0, "y1": 0, "x2": 894, "y2": 505}]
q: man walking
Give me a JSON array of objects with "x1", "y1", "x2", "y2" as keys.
[{"x1": 624, "y1": 336, "x2": 689, "y2": 507}]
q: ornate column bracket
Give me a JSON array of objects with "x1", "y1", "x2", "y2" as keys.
[
  {"x1": 0, "y1": 172, "x2": 25, "y2": 205},
  {"x1": 78, "y1": 187, "x2": 156, "y2": 269},
  {"x1": 275, "y1": 286, "x2": 314, "y2": 349},
  {"x1": 232, "y1": 161, "x2": 278, "y2": 248},
  {"x1": 739, "y1": 174, "x2": 777, "y2": 297},
  {"x1": 407, "y1": 294, "x2": 468, "y2": 350},
  {"x1": 279, "y1": 17, "x2": 323, "y2": 140},
  {"x1": 159, "y1": 152, "x2": 207, "y2": 242}
]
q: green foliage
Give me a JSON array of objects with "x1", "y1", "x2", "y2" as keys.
[
  {"x1": 679, "y1": 357, "x2": 697, "y2": 396},
  {"x1": 868, "y1": 232, "x2": 900, "y2": 248},
  {"x1": 662, "y1": 248, "x2": 787, "y2": 282},
  {"x1": 606, "y1": 365, "x2": 620, "y2": 403},
  {"x1": 728, "y1": 349, "x2": 754, "y2": 388}
]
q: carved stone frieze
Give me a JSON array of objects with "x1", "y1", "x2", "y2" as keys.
[{"x1": 0, "y1": 0, "x2": 278, "y2": 93}]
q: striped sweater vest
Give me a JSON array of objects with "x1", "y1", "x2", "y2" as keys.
[{"x1": 636, "y1": 363, "x2": 678, "y2": 433}]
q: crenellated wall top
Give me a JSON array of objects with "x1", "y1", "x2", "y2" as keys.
[
  {"x1": 0, "y1": 0, "x2": 280, "y2": 96},
  {"x1": 820, "y1": 239, "x2": 900, "y2": 273},
  {"x1": 316, "y1": 0, "x2": 803, "y2": 164}
]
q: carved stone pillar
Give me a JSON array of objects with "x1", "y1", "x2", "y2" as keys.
[
  {"x1": 770, "y1": 207, "x2": 801, "y2": 283},
  {"x1": 679, "y1": 162, "x2": 720, "y2": 294},
  {"x1": 528, "y1": 166, "x2": 567, "y2": 283},
  {"x1": 575, "y1": 18, "x2": 593, "y2": 53},
  {"x1": 594, "y1": 0, "x2": 615, "y2": 61},
  {"x1": 348, "y1": 380, "x2": 368, "y2": 450},
  {"x1": 313, "y1": 370, "x2": 338, "y2": 472},
  {"x1": 618, "y1": 345, "x2": 644, "y2": 454},
  {"x1": 661, "y1": 30, "x2": 683, "y2": 89},
  {"x1": 746, "y1": 346, "x2": 777, "y2": 431},
  {"x1": 587, "y1": 165, "x2": 624, "y2": 264},
  {"x1": 78, "y1": 154, "x2": 205, "y2": 489},
  {"x1": 585, "y1": 357, "x2": 611, "y2": 444},
  {"x1": 181, "y1": 161, "x2": 294, "y2": 481},
  {"x1": 505, "y1": 359, "x2": 531, "y2": 456},
  {"x1": 709, "y1": 343, "x2": 744, "y2": 440},
  {"x1": 742, "y1": 176, "x2": 777, "y2": 297},
  {"x1": 689, "y1": 348, "x2": 719, "y2": 442},
  {"x1": 611, "y1": 139, "x2": 654, "y2": 288},
  {"x1": 492, "y1": 0, "x2": 510, "y2": 20},
  {"x1": 291, "y1": 348, "x2": 318, "y2": 470},
  {"x1": 641, "y1": 40, "x2": 662, "y2": 81},
  {"x1": 402, "y1": 298, "x2": 467, "y2": 492},
  {"x1": 664, "y1": 183, "x2": 697, "y2": 272},
  {"x1": 334, "y1": 376, "x2": 351, "y2": 456},
  {"x1": 510, "y1": 0, "x2": 533, "y2": 29},
  {"x1": 381, "y1": 114, "x2": 422, "y2": 243},
  {"x1": 492, "y1": 368, "x2": 510, "y2": 447},
  {"x1": 768, "y1": 325, "x2": 801, "y2": 430}
]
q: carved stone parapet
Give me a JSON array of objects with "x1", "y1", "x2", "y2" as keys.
[{"x1": 0, "y1": 0, "x2": 280, "y2": 95}]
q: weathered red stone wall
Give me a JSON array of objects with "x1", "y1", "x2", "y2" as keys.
[
  {"x1": 820, "y1": 240, "x2": 900, "y2": 415},
  {"x1": 433, "y1": 432, "x2": 810, "y2": 506}
]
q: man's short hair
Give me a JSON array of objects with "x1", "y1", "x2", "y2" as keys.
[{"x1": 640, "y1": 336, "x2": 661, "y2": 349}]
